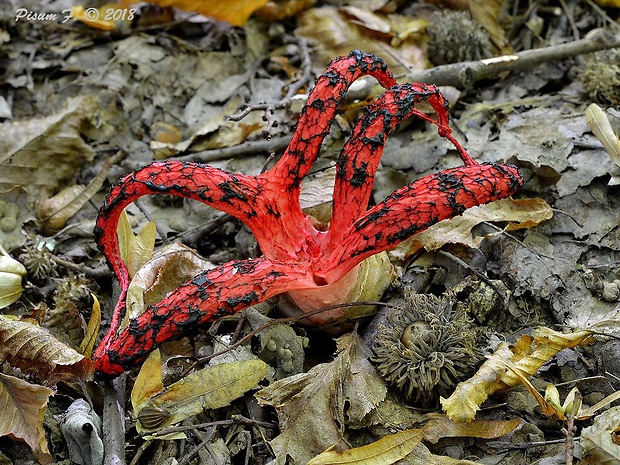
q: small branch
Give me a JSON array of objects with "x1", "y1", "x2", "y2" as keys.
[
  {"x1": 406, "y1": 28, "x2": 620, "y2": 87},
  {"x1": 176, "y1": 135, "x2": 290, "y2": 164},
  {"x1": 228, "y1": 37, "x2": 313, "y2": 138}
]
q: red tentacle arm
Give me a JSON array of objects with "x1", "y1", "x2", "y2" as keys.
[
  {"x1": 94, "y1": 160, "x2": 314, "y2": 343},
  {"x1": 93, "y1": 258, "x2": 318, "y2": 376},
  {"x1": 319, "y1": 163, "x2": 523, "y2": 283},
  {"x1": 328, "y1": 83, "x2": 478, "y2": 249},
  {"x1": 268, "y1": 50, "x2": 396, "y2": 192}
]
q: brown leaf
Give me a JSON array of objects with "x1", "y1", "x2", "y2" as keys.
[
  {"x1": 35, "y1": 158, "x2": 110, "y2": 233},
  {"x1": 422, "y1": 413, "x2": 520, "y2": 443},
  {"x1": 0, "y1": 372, "x2": 53, "y2": 464},
  {"x1": 0, "y1": 315, "x2": 94, "y2": 383},
  {"x1": 256, "y1": 332, "x2": 387, "y2": 464},
  {"x1": 0, "y1": 95, "x2": 97, "y2": 196},
  {"x1": 117, "y1": 210, "x2": 156, "y2": 280}
]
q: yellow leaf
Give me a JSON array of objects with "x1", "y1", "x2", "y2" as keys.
[
  {"x1": 441, "y1": 343, "x2": 513, "y2": 422},
  {"x1": 131, "y1": 0, "x2": 270, "y2": 26},
  {"x1": 79, "y1": 294, "x2": 101, "y2": 358},
  {"x1": 307, "y1": 429, "x2": 424, "y2": 465},
  {"x1": 498, "y1": 328, "x2": 594, "y2": 389},
  {"x1": 0, "y1": 315, "x2": 94, "y2": 383},
  {"x1": 138, "y1": 359, "x2": 267, "y2": 431},
  {"x1": 117, "y1": 210, "x2": 156, "y2": 279},
  {"x1": 131, "y1": 349, "x2": 164, "y2": 416},
  {"x1": 0, "y1": 372, "x2": 53, "y2": 464}
]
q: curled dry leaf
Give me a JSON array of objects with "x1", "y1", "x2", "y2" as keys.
[
  {"x1": 60, "y1": 398, "x2": 104, "y2": 465},
  {"x1": 35, "y1": 158, "x2": 110, "y2": 234},
  {"x1": 117, "y1": 210, "x2": 156, "y2": 280},
  {"x1": 581, "y1": 406, "x2": 620, "y2": 464},
  {"x1": 256, "y1": 332, "x2": 388, "y2": 464},
  {"x1": 0, "y1": 315, "x2": 94, "y2": 383},
  {"x1": 392, "y1": 197, "x2": 553, "y2": 258},
  {"x1": 442, "y1": 328, "x2": 594, "y2": 422},
  {"x1": 131, "y1": 349, "x2": 164, "y2": 417},
  {"x1": 79, "y1": 294, "x2": 101, "y2": 358},
  {"x1": 126, "y1": 242, "x2": 215, "y2": 322},
  {"x1": 0, "y1": 372, "x2": 53, "y2": 464},
  {"x1": 137, "y1": 359, "x2": 267, "y2": 431}
]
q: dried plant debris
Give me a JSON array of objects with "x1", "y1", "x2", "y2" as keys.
[{"x1": 370, "y1": 287, "x2": 482, "y2": 407}]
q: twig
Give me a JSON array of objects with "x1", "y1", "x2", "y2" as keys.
[
  {"x1": 103, "y1": 374, "x2": 127, "y2": 465},
  {"x1": 405, "y1": 28, "x2": 620, "y2": 88},
  {"x1": 562, "y1": 390, "x2": 580, "y2": 465},
  {"x1": 176, "y1": 135, "x2": 290, "y2": 164},
  {"x1": 228, "y1": 37, "x2": 313, "y2": 138}
]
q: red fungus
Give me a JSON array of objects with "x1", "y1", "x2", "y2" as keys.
[{"x1": 92, "y1": 51, "x2": 523, "y2": 376}]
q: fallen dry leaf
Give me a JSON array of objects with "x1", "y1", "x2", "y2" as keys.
[
  {"x1": 0, "y1": 372, "x2": 53, "y2": 464},
  {"x1": 128, "y1": 0, "x2": 270, "y2": 26},
  {"x1": 126, "y1": 242, "x2": 215, "y2": 322},
  {"x1": 0, "y1": 95, "x2": 97, "y2": 196},
  {"x1": 131, "y1": 349, "x2": 164, "y2": 419},
  {"x1": 117, "y1": 210, "x2": 157, "y2": 280},
  {"x1": 137, "y1": 359, "x2": 267, "y2": 431},
  {"x1": 392, "y1": 197, "x2": 553, "y2": 258},
  {"x1": 79, "y1": 295, "x2": 101, "y2": 358},
  {"x1": 307, "y1": 429, "x2": 424, "y2": 465},
  {"x1": 442, "y1": 328, "x2": 594, "y2": 422},
  {"x1": 256, "y1": 332, "x2": 387, "y2": 464},
  {"x1": 0, "y1": 315, "x2": 94, "y2": 383},
  {"x1": 35, "y1": 158, "x2": 110, "y2": 234},
  {"x1": 581, "y1": 406, "x2": 620, "y2": 464}
]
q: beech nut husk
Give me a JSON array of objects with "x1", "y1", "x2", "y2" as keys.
[
  {"x1": 370, "y1": 287, "x2": 482, "y2": 407},
  {"x1": 0, "y1": 255, "x2": 27, "y2": 308}
]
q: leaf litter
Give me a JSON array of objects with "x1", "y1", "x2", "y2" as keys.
[{"x1": 1, "y1": 1, "x2": 620, "y2": 464}]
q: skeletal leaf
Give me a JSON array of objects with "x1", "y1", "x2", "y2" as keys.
[
  {"x1": 137, "y1": 359, "x2": 267, "y2": 431},
  {"x1": 0, "y1": 372, "x2": 53, "y2": 464},
  {"x1": 0, "y1": 315, "x2": 94, "y2": 383}
]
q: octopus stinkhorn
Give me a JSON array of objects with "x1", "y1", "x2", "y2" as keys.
[{"x1": 92, "y1": 51, "x2": 523, "y2": 376}]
